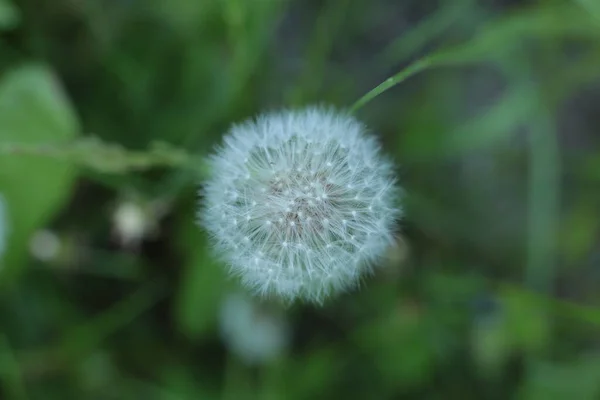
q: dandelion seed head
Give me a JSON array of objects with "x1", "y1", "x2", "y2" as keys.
[{"x1": 200, "y1": 106, "x2": 401, "y2": 303}]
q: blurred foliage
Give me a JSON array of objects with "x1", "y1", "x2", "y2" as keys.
[
  {"x1": 0, "y1": 65, "x2": 79, "y2": 282},
  {"x1": 1, "y1": 0, "x2": 600, "y2": 399}
]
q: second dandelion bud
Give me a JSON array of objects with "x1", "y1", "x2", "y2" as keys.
[{"x1": 200, "y1": 107, "x2": 401, "y2": 303}]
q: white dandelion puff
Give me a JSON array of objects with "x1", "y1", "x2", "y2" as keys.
[{"x1": 200, "y1": 106, "x2": 401, "y2": 303}]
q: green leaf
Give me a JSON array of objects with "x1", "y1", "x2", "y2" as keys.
[
  {"x1": 0, "y1": 65, "x2": 79, "y2": 282},
  {"x1": 355, "y1": 305, "x2": 435, "y2": 388},
  {"x1": 573, "y1": 0, "x2": 600, "y2": 23},
  {"x1": 501, "y1": 289, "x2": 551, "y2": 354},
  {"x1": 173, "y1": 206, "x2": 226, "y2": 340},
  {"x1": 0, "y1": 0, "x2": 19, "y2": 30}
]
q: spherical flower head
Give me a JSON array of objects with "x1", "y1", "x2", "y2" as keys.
[{"x1": 200, "y1": 106, "x2": 401, "y2": 303}]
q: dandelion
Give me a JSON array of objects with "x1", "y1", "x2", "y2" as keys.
[{"x1": 200, "y1": 106, "x2": 401, "y2": 303}]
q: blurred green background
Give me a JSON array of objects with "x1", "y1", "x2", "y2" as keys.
[{"x1": 1, "y1": 0, "x2": 600, "y2": 398}]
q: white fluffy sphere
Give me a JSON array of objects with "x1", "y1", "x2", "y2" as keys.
[{"x1": 200, "y1": 106, "x2": 401, "y2": 303}]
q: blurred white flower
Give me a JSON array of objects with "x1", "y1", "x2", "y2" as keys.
[
  {"x1": 112, "y1": 200, "x2": 167, "y2": 249},
  {"x1": 219, "y1": 293, "x2": 289, "y2": 365},
  {"x1": 113, "y1": 201, "x2": 147, "y2": 248},
  {"x1": 29, "y1": 229, "x2": 61, "y2": 262},
  {"x1": 200, "y1": 106, "x2": 401, "y2": 303},
  {"x1": 0, "y1": 194, "x2": 7, "y2": 259}
]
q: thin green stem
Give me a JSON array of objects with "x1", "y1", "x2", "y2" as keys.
[
  {"x1": 0, "y1": 138, "x2": 200, "y2": 174},
  {"x1": 526, "y1": 115, "x2": 560, "y2": 293},
  {"x1": 349, "y1": 57, "x2": 434, "y2": 113}
]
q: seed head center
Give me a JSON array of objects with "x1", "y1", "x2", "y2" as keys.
[{"x1": 267, "y1": 171, "x2": 331, "y2": 233}]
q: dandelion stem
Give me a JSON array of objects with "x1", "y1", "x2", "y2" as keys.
[
  {"x1": 349, "y1": 50, "x2": 473, "y2": 113},
  {"x1": 350, "y1": 57, "x2": 434, "y2": 113}
]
